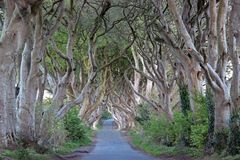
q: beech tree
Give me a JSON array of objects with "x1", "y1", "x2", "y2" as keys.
[
  {"x1": 0, "y1": 0, "x2": 239, "y2": 157},
  {"x1": 0, "y1": 0, "x2": 43, "y2": 146}
]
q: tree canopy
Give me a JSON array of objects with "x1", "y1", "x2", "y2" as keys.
[{"x1": 0, "y1": 0, "x2": 239, "y2": 157}]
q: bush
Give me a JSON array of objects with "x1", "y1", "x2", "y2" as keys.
[
  {"x1": 64, "y1": 107, "x2": 91, "y2": 141},
  {"x1": 144, "y1": 115, "x2": 176, "y2": 146},
  {"x1": 137, "y1": 93, "x2": 209, "y2": 149},
  {"x1": 177, "y1": 83, "x2": 192, "y2": 146},
  {"x1": 129, "y1": 130, "x2": 203, "y2": 158},
  {"x1": 174, "y1": 92, "x2": 208, "y2": 148},
  {"x1": 16, "y1": 148, "x2": 30, "y2": 160},
  {"x1": 190, "y1": 93, "x2": 208, "y2": 149},
  {"x1": 135, "y1": 103, "x2": 151, "y2": 125},
  {"x1": 51, "y1": 119, "x2": 67, "y2": 147},
  {"x1": 191, "y1": 124, "x2": 208, "y2": 148},
  {"x1": 134, "y1": 92, "x2": 209, "y2": 153},
  {"x1": 1, "y1": 148, "x2": 50, "y2": 160},
  {"x1": 173, "y1": 111, "x2": 192, "y2": 145},
  {"x1": 101, "y1": 109, "x2": 112, "y2": 120}
]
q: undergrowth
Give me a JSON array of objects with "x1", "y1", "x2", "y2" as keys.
[{"x1": 0, "y1": 107, "x2": 94, "y2": 160}]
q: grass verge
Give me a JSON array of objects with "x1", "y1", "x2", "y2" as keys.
[
  {"x1": 128, "y1": 131, "x2": 203, "y2": 158},
  {"x1": 0, "y1": 131, "x2": 95, "y2": 160},
  {"x1": 129, "y1": 131, "x2": 240, "y2": 160},
  {"x1": 0, "y1": 148, "x2": 51, "y2": 160},
  {"x1": 55, "y1": 135, "x2": 93, "y2": 155}
]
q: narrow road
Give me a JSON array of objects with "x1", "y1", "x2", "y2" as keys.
[{"x1": 81, "y1": 119, "x2": 158, "y2": 160}]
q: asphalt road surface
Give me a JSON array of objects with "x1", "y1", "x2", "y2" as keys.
[{"x1": 81, "y1": 119, "x2": 158, "y2": 160}]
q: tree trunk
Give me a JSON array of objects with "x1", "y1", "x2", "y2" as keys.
[
  {"x1": 0, "y1": 63, "x2": 16, "y2": 145},
  {"x1": 186, "y1": 62, "x2": 201, "y2": 112},
  {"x1": 0, "y1": 2, "x2": 28, "y2": 145},
  {"x1": 213, "y1": 93, "x2": 230, "y2": 152},
  {"x1": 18, "y1": 40, "x2": 33, "y2": 141},
  {"x1": 0, "y1": 71, "x2": 9, "y2": 145},
  {"x1": 227, "y1": 0, "x2": 240, "y2": 155},
  {"x1": 18, "y1": 10, "x2": 43, "y2": 143},
  {"x1": 164, "y1": 93, "x2": 173, "y2": 121}
]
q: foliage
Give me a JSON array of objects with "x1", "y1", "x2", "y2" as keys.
[
  {"x1": 129, "y1": 130, "x2": 174, "y2": 156},
  {"x1": 54, "y1": 139, "x2": 92, "y2": 155},
  {"x1": 128, "y1": 131, "x2": 203, "y2": 158},
  {"x1": 2, "y1": 132, "x2": 92, "y2": 158},
  {"x1": 54, "y1": 107, "x2": 94, "y2": 155},
  {"x1": 134, "y1": 92, "x2": 210, "y2": 155},
  {"x1": 0, "y1": 107, "x2": 94, "y2": 160},
  {"x1": 204, "y1": 154, "x2": 240, "y2": 160},
  {"x1": 205, "y1": 87, "x2": 215, "y2": 153},
  {"x1": 179, "y1": 84, "x2": 191, "y2": 116},
  {"x1": 173, "y1": 111, "x2": 192, "y2": 145},
  {"x1": 135, "y1": 103, "x2": 151, "y2": 125},
  {"x1": 101, "y1": 109, "x2": 112, "y2": 120},
  {"x1": 144, "y1": 115, "x2": 176, "y2": 146},
  {"x1": 177, "y1": 83, "x2": 192, "y2": 146},
  {"x1": 227, "y1": 110, "x2": 240, "y2": 155},
  {"x1": 50, "y1": 119, "x2": 67, "y2": 147},
  {"x1": 15, "y1": 148, "x2": 30, "y2": 160},
  {"x1": 214, "y1": 130, "x2": 229, "y2": 153},
  {"x1": 190, "y1": 124, "x2": 208, "y2": 148},
  {"x1": 1, "y1": 132, "x2": 93, "y2": 159},
  {"x1": 190, "y1": 93, "x2": 208, "y2": 149},
  {"x1": 64, "y1": 107, "x2": 92, "y2": 141},
  {"x1": 172, "y1": 92, "x2": 208, "y2": 148},
  {"x1": 1, "y1": 148, "x2": 50, "y2": 160}
]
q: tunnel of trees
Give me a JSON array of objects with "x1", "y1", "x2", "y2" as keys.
[{"x1": 0, "y1": 0, "x2": 240, "y2": 159}]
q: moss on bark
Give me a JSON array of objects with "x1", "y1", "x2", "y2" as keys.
[
  {"x1": 204, "y1": 87, "x2": 215, "y2": 154},
  {"x1": 227, "y1": 111, "x2": 240, "y2": 155}
]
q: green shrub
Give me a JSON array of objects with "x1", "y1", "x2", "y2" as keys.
[
  {"x1": 190, "y1": 93, "x2": 208, "y2": 149},
  {"x1": 135, "y1": 103, "x2": 151, "y2": 125},
  {"x1": 173, "y1": 111, "x2": 192, "y2": 145},
  {"x1": 192, "y1": 93, "x2": 208, "y2": 124},
  {"x1": 101, "y1": 109, "x2": 112, "y2": 120},
  {"x1": 141, "y1": 93, "x2": 209, "y2": 149},
  {"x1": 2, "y1": 148, "x2": 50, "y2": 160},
  {"x1": 64, "y1": 107, "x2": 91, "y2": 141},
  {"x1": 204, "y1": 88, "x2": 215, "y2": 154},
  {"x1": 129, "y1": 130, "x2": 203, "y2": 158},
  {"x1": 178, "y1": 83, "x2": 192, "y2": 146},
  {"x1": 15, "y1": 148, "x2": 30, "y2": 160},
  {"x1": 173, "y1": 92, "x2": 208, "y2": 148},
  {"x1": 222, "y1": 154, "x2": 240, "y2": 160},
  {"x1": 55, "y1": 140, "x2": 91, "y2": 155},
  {"x1": 144, "y1": 115, "x2": 175, "y2": 146},
  {"x1": 191, "y1": 124, "x2": 208, "y2": 148},
  {"x1": 134, "y1": 92, "x2": 210, "y2": 154}
]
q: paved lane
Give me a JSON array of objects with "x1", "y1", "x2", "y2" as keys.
[{"x1": 81, "y1": 119, "x2": 158, "y2": 160}]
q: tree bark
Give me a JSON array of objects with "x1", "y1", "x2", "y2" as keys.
[
  {"x1": 227, "y1": 0, "x2": 240, "y2": 155},
  {"x1": 132, "y1": 46, "x2": 141, "y2": 104},
  {"x1": 18, "y1": 9, "x2": 44, "y2": 142},
  {"x1": 0, "y1": 0, "x2": 29, "y2": 145}
]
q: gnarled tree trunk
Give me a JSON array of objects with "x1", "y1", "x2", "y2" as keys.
[{"x1": 0, "y1": 0, "x2": 30, "y2": 145}]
